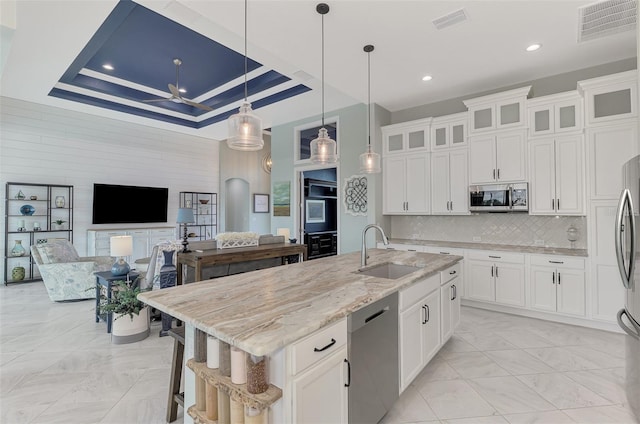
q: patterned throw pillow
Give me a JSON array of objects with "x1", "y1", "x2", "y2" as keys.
[{"x1": 38, "y1": 241, "x2": 80, "y2": 264}]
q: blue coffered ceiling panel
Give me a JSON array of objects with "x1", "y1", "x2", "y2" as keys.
[{"x1": 49, "y1": 0, "x2": 310, "y2": 129}]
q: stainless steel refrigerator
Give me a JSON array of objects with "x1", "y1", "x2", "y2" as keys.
[{"x1": 615, "y1": 155, "x2": 640, "y2": 419}]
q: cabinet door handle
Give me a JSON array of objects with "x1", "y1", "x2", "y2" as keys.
[
  {"x1": 497, "y1": 168, "x2": 500, "y2": 179},
  {"x1": 557, "y1": 199, "x2": 560, "y2": 210},
  {"x1": 552, "y1": 272, "x2": 556, "y2": 284},
  {"x1": 421, "y1": 305, "x2": 427, "y2": 324},
  {"x1": 491, "y1": 265, "x2": 494, "y2": 277},
  {"x1": 495, "y1": 266, "x2": 499, "y2": 278},
  {"x1": 344, "y1": 359, "x2": 351, "y2": 387},
  {"x1": 552, "y1": 198, "x2": 555, "y2": 210},
  {"x1": 493, "y1": 169, "x2": 496, "y2": 180},
  {"x1": 314, "y1": 338, "x2": 336, "y2": 352},
  {"x1": 425, "y1": 304, "x2": 430, "y2": 323},
  {"x1": 451, "y1": 284, "x2": 456, "y2": 301},
  {"x1": 450, "y1": 201, "x2": 453, "y2": 211},
  {"x1": 558, "y1": 272, "x2": 561, "y2": 285}
]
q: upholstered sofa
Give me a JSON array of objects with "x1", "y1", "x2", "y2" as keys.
[{"x1": 31, "y1": 239, "x2": 113, "y2": 301}]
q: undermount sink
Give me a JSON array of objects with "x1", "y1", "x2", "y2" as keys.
[{"x1": 358, "y1": 263, "x2": 421, "y2": 280}]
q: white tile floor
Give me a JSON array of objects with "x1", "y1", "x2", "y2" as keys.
[{"x1": 1, "y1": 282, "x2": 638, "y2": 424}]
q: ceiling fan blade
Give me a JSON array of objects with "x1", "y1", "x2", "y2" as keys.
[
  {"x1": 168, "y1": 84, "x2": 180, "y2": 98},
  {"x1": 183, "y1": 99, "x2": 213, "y2": 111}
]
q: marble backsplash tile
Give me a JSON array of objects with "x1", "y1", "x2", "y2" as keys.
[{"x1": 390, "y1": 215, "x2": 587, "y2": 250}]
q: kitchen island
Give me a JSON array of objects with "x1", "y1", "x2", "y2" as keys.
[{"x1": 139, "y1": 248, "x2": 462, "y2": 424}]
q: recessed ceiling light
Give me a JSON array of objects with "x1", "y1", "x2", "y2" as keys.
[
  {"x1": 422, "y1": 75, "x2": 433, "y2": 81},
  {"x1": 179, "y1": 88, "x2": 186, "y2": 93},
  {"x1": 102, "y1": 63, "x2": 114, "y2": 70},
  {"x1": 526, "y1": 43, "x2": 542, "y2": 52}
]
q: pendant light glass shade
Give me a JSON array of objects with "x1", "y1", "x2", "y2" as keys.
[
  {"x1": 310, "y1": 127, "x2": 338, "y2": 164},
  {"x1": 226, "y1": 0, "x2": 263, "y2": 151},
  {"x1": 310, "y1": 3, "x2": 338, "y2": 164},
  {"x1": 359, "y1": 44, "x2": 381, "y2": 174},
  {"x1": 359, "y1": 145, "x2": 381, "y2": 173},
  {"x1": 227, "y1": 101, "x2": 264, "y2": 151}
]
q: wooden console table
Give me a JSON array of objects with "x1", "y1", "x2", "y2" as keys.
[{"x1": 177, "y1": 243, "x2": 307, "y2": 284}]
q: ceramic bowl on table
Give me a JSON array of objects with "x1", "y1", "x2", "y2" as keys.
[{"x1": 20, "y1": 205, "x2": 35, "y2": 216}]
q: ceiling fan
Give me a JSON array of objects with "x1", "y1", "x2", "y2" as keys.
[{"x1": 144, "y1": 58, "x2": 213, "y2": 111}]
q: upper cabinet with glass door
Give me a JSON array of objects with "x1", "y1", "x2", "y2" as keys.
[
  {"x1": 527, "y1": 91, "x2": 583, "y2": 137},
  {"x1": 463, "y1": 86, "x2": 531, "y2": 134},
  {"x1": 578, "y1": 70, "x2": 637, "y2": 126},
  {"x1": 382, "y1": 117, "x2": 431, "y2": 155},
  {"x1": 431, "y1": 112, "x2": 467, "y2": 150}
]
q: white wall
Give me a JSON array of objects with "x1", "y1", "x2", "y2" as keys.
[{"x1": 1, "y1": 97, "x2": 219, "y2": 280}]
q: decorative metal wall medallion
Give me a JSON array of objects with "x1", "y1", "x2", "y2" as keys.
[{"x1": 344, "y1": 175, "x2": 367, "y2": 216}]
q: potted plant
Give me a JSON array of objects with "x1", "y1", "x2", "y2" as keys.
[
  {"x1": 98, "y1": 278, "x2": 150, "y2": 344},
  {"x1": 53, "y1": 219, "x2": 66, "y2": 230}
]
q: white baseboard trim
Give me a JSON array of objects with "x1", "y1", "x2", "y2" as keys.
[{"x1": 461, "y1": 298, "x2": 622, "y2": 334}]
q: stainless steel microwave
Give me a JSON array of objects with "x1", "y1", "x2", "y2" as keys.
[{"x1": 469, "y1": 183, "x2": 528, "y2": 212}]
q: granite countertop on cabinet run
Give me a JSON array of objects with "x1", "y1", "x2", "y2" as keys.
[
  {"x1": 388, "y1": 238, "x2": 588, "y2": 257},
  {"x1": 138, "y1": 249, "x2": 461, "y2": 356}
]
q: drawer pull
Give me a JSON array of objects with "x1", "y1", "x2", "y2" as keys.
[
  {"x1": 408, "y1": 249, "x2": 417, "y2": 252},
  {"x1": 440, "y1": 252, "x2": 450, "y2": 255},
  {"x1": 488, "y1": 255, "x2": 501, "y2": 259},
  {"x1": 449, "y1": 270, "x2": 457, "y2": 275},
  {"x1": 549, "y1": 260, "x2": 564, "y2": 264},
  {"x1": 313, "y1": 338, "x2": 336, "y2": 352}
]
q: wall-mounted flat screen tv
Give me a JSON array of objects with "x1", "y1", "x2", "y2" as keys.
[{"x1": 92, "y1": 183, "x2": 168, "y2": 224}]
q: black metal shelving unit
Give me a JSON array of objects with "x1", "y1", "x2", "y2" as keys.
[
  {"x1": 4, "y1": 182, "x2": 74, "y2": 285},
  {"x1": 179, "y1": 191, "x2": 217, "y2": 241}
]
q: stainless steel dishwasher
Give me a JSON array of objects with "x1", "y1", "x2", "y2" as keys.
[{"x1": 348, "y1": 291, "x2": 399, "y2": 424}]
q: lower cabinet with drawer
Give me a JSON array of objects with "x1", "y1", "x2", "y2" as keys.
[
  {"x1": 87, "y1": 227, "x2": 176, "y2": 264},
  {"x1": 441, "y1": 263, "x2": 461, "y2": 343},
  {"x1": 398, "y1": 273, "x2": 441, "y2": 392},
  {"x1": 467, "y1": 251, "x2": 525, "y2": 307},
  {"x1": 530, "y1": 255, "x2": 586, "y2": 316},
  {"x1": 288, "y1": 318, "x2": 348, "y2": 424}
]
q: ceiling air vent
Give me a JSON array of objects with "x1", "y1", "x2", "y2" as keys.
[
  {"x1": 432, "y1": 8, "x2": 468, "y2": 30},
  {"x1": 578, "y1": 0, "x2": 637, "y2": 42}
]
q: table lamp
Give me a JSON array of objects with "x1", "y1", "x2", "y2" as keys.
[
  {"x1": 110, "y1": 235, "x2": 133, "y2": 276},
  {"x1": 177, "y1": 207, "x2": 195, "y2": 253}
]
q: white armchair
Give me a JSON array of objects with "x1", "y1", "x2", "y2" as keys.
[{"x1": 31, "y1": 239, "x2": 113, "y2": 301}]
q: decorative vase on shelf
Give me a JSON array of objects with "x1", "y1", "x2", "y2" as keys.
[
  {"x1": 55, "y1": 196, "x2": 65, "y2": 208},
  {"x1": 15, "y1": 190, "x2": 25, "y2": 200},
  {"x1": 11, "y1": 266, "x2": 25, "y2": 281},
  {"x1": 11, "y1": 240, "x2": 26, "y2": 257}
]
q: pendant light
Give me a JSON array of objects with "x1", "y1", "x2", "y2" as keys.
[
  {"x1": 227, "y1": 0, "x2": 264, "y2": 151},
  {"x1": 359, "y1": 44, "x2": 381, "y2": 173},
  {"x1": 309, "y1": 3, "x2": 338, "y2": 164}
]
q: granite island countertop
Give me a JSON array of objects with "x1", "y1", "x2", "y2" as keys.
[
  {"x1": 388, "y1": 238, "x2": 588, "y2": 257},
  {"x1": 138, "y1": 249, "x2": 461, "y2": 356}
]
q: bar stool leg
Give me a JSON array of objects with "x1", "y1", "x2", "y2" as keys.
[{"x1": 166, "y1": 332, "x2": 184, "y2": 423}]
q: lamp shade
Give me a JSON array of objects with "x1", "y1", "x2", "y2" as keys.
[
  {"x1": 110, "y1": 235, "x2": 133, "y2": 257},
  {"x1": 176, "y1": 208, "x2": 195, "y2": 224},
  {"x1": 309, "y1": 127, "x2": 338, "y2": 163},
  {"x1": 359, "y1": 145, "x2": 382, "y2": 173},
  {"x1": 227, "y1": 102, "x2": 264, "y2": 151}
]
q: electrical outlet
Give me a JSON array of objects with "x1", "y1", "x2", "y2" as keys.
[
  {"x1": 534, "y1": 239, "x2": 545, "y2": 246},
  {"x1": 473, "y1": 236, "x2": 481, "y2": 242}
]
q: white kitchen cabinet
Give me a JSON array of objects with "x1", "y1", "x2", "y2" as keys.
[
  {"x1": 463, "y1": 86, "x2": 531, "y2": 134},
  {"x1": 383, "y1": 153, "x2": 430, "y2": 214},
  {"x1": 529, "y1": 135, "x2": 584, "y2": 215},
  {"x1": 469, "y1": 130, "x2": 526, "y2": 184},
  {"x1": 431, "y1": 113, "x2": 467, "y2": 150},
  {"x1": 530, "y1": 255, "x2": 585, "y2": 317},
  {"x1": 432, "y1": 149, "x2": 469, "y2": 214},
  {"x1": 292, "y1": 347, "x2": 348, "y2": 424},
  {"x1": 466, "y1": 251, "x2": 525, "y2": 307},
  {"x1": 399, "y1": 275, "x2": 441, "y2": 392},
  {"x1": 382, "y1": 119, "x2": 430, "y2": 155},
  {"x1": 527, "y1": 91, "x2": 583, "y2": 137},
  {"x1": 441, "y1": 263, "x2": 461, "y2": 343},
  {"x1": 587, "y1": 120, "x2": 638, "y2": 200},
  {"x1": 290, "y1": 319, "x2": 348, "y2": 424},
  {"x1": 578, "y1": 70, "x2": 637, "y2": 126}
]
